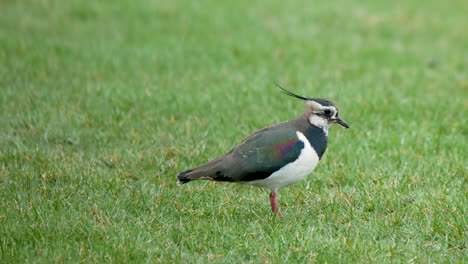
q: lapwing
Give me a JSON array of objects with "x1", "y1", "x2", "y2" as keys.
[{"x1": 176, "y1": 84, "x2": 349, "y2": 214}]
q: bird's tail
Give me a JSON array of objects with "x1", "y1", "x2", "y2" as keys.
[
  {"x1": 176, "y1": 159, "x2": 226, "y2": 184},
  {"x1": 176, "y1": 169, "x2": 193, "y2": 184}
]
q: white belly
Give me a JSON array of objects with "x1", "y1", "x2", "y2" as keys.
[{"x1": 247, "y1": 131, "x2": 320, "y2": 192}]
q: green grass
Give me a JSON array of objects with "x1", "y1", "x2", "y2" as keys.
[{"x1": 1, "y1": 0, "x2": 467, "y2": 262}]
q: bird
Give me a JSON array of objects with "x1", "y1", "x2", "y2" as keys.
[{"x1": 176, "y1": 84, "x2": 349, "y2": 214}]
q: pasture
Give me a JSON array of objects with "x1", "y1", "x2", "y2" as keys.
[{"x1": 0, "y1": 0, "x2": 466, "y2": 262}]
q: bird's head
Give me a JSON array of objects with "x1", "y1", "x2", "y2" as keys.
[{"x1": 276, "y1": 83, "x2": 349, "y2": 130}]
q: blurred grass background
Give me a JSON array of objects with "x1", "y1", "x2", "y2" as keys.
[{"x1": 0, "y1": 0, "x2": 467, "y2": 262}]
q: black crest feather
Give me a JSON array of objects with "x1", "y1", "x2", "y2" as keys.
[
  {"x1": 275, "y1": 83, "x2": 336, "y2": 107},
  {"x1": 274, "y1": 83, "x2": 310, "y2": 101}
]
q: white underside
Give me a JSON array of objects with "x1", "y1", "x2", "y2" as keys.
[{"x1": 246, "y1": 131, "x2": 320, "y2": 192}]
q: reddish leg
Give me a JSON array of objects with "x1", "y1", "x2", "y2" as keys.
[{"x1": 270, "y1": 191, "x2": 279, "y2": 213}]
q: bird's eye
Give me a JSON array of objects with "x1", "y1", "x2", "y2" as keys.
[{"x1": 323, "y1": 109, "x2": 331, "y2": 115}]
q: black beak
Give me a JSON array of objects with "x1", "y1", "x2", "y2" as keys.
[{"x1": 333, "y1": 118, "x2": 350, "y2": 128}]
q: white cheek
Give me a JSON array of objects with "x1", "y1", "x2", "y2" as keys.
[{"x1": 309, "y1": 115, "x2": 330, "y2": 130}]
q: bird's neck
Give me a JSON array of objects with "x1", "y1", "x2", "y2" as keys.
[{"x1": 302, "y1": 125, "x2": 328, "y2": 159}]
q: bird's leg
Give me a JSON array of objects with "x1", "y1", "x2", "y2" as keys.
[{"x1": 270, "y1": 191, "x2": 279, "y2": 213}]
